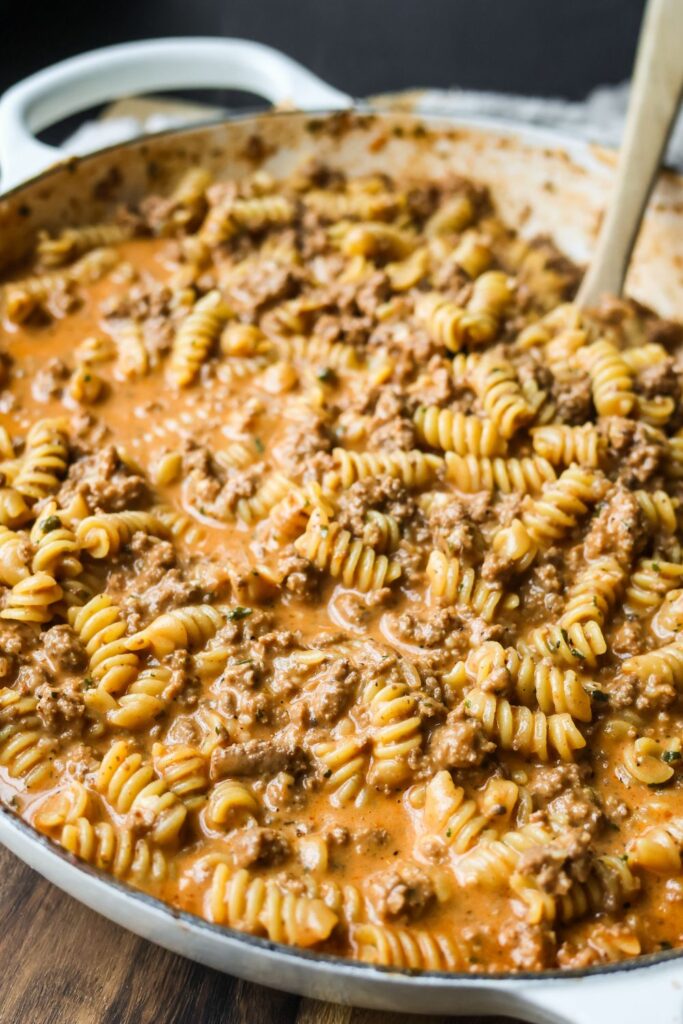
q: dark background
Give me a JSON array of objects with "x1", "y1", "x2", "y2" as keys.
[{"x1": 2, "y1": 0, "x2": 646, "y2": 101}]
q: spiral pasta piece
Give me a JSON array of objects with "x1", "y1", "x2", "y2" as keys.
[
  {"x1": 350, "y1": 923, "x2": 464, "y2": 970},
  {"x1": 69, "y1": 594, "x2": 140, "y2": 698},
  {"x1": 76, "y1": 511, "x2": 168, "y2": 558},
  {"x1": 467, "y1": 642, "x2": 592, "y2": 721},
  {"x1": 520, "y1": 621, "x2": 608, "y2": 669},
  {"x1": 625, "y1": 560, "x2": 683, "y2": 616},
  {"x1": 414, "y1": 406, "x2": 505, "y2": 458},
  {"x1": 445, "y1": 453, "x2": 555, "y2": 494},
  {"x1": 0, "y1": 688, "x2": 57, "y2": 788},
  {"x1": 96, "y1": 740, "x2": 187, "y2": 845},
  {"x1": 126, "y1": 604, "x2": 224, "y2": 658},
  {"x1": 151, "y1": 505, "x2": 206, "y2": 547},
  {"x1": 0, "y1": 524, "x2": 29, "y2": 585},
  {"x1": 559, "y1": 555, "x2": 625, "y2": 644},
  {"x1": 0, "y1": 571, "x2": 62, "y2": 624},
  {"x1": 468, "y1": 352, "x2": 534, "y2": 438},
  {"x1": 362, "y1": 511, "x2": 401, "y2": 553},
  {"x1": 426, "y1": 550, "x2": 513, "y2": 622},
  {"x1": 168, "y1": 290, "x2": 232, "y2": 387},
  {"x1": 206, "y1": 864, "x2": 337, "y2": 947},
  {"x1": 37, "y1": 223, "x2": 133, "y2": 267},
  {"x1": 13, "y1": 419, "x2": 69, "y2": 501},
  {"x1": 206, "y1": 780, "x2": 261, "y2": 829},
  {"x1": 0, "y1": 487, "x2": 31, "y2": 528},
  {"x1": 635, "y1": 489, "x2": 679, "y2": 534},
  {"x1": 3, "y1": 249, "x2": 118, "y2": 323},
  {"x1": 30, "y1": 502, "x2": 81, "y2": 578},
  {"x1": 532, "y1": 425, "x2": 602, "y2": 468},
  {"x1": 363, "y1": 678, "x2": 422, "y2": 787},
  {"x1": 201, "y1": 195, "x2": 295, "y2": 245},
  {"x1": 60, "y1": 817, "x2": 169, "y2": 883},
  {"x1": 294, "y1": 511, "x2": 401, "y2": 592},
  {"x1": 235, "y1": 473, "x2": 296, "y2": 525},
  {"x1": 422, "y1": 770, "x2": 488, "y2": 854},
  {"x1": 621, "y1": 642, "x2": 683, "y2": 690},
  {"x1": 628, "y1": 819, "x2": 683, "y2": 875},
  {"x1": 152, "y1": 743, "x2": 209, "y2": 810},
  {"x1": 284, "y1": 334, "x2": 361, "y2": 372},
  {"x1": 104, "y1": 665, "x2": 172, "y2": 730},
  {"x1": 463, "y1": 688, "x2": 586, "y2": 761},
  {"x1": 326, "y1": 446, "x2": 443, "y2": 490},
  {"x1": 313, "y1": 737, "x2": 369, "y2": 807},
  {"x1": 520, "y1": 466, "x2": 607, "y2": 548},
  {"x1": 415, "y1": 293, "x2": 469, "y2": 352},
  {"x1": 454, "y1": 821, "x2": 554, "y2": 887},
  {"x1": 578, "y1": 339, "x2": 635, "y2": 417}
]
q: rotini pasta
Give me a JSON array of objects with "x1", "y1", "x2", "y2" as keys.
[{"x1": 2, "y1": 158, "x2": 683, "y2": 974}]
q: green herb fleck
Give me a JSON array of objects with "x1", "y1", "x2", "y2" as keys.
[
  {"x1": 652, "y1": 561, "x2": 660, "y2": 572},
  {"x1": 660, "y1": 941, "x2": 673, "y2": 950},
  {"x1": 227, "y1": 606, "x2": 252, "y2": 621},
  {"x1": 590, "y1": 689, "x2": 609, "y2": 702},
  {"x1": 316, "y1": 366, "x2": 335, "y2": 384},
  {"x1": 663, "y1": 750, "x2": 681, "y2": 763},
  {"x1": 254, "y1": 437, "x2": 265, "y2": 454},
  {"x1": 82, "y1": 676, "x2": 94, "y2": 689},
  {"x1": 446, "y1": 828, "x2": 452, "y2": 838},
  {"x1": 40, "y1": 514, "x2": 61, "y2": 533}
]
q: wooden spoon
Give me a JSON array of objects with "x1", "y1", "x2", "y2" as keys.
[{"x1": 576, "y1": 0, "x2": 683, "y2": 308}]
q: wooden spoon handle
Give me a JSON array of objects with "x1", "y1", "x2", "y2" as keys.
[{"x1": 576, "y1": 0, "x2": 683, "y2": 308}]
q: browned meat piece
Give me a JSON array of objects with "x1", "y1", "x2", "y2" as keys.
[
  {"x1": 390, "y1": 607, "x2": 464, "y2": 648},
  {"x1": 297, "y1": 661, "x2": 359, "y2": 727},
  {"x1": 66, "y1": 445, "x2": 148, "y2": 512},
  {"x1": 408, "y1": 360, "x2": 457, "y2": 408},
  {"x1": 551, "y1": 372, "x2": 593, "y2": 426},
  {"x1": 210, "y1": 737, "x2": 308, "y2": 781},
  {"x1": 370, "y1": 861, "x2": 437, "y2": 923},
  {"x1": 32, "y1": 357, "x2": 69, "y2": 402},
  {"x1": 335, "y1": 475, "x2": 415, "y2": 538},
  {"x1": 600, "y1": 417, "x2": 666, "y2": 486},
  {"x1": 277, "y1": 416, "x2": 334, "y2": 476},
  {"x1": 429, "y1": 498, "x2": 482, "y2": 558},
  {"x1": 229, "y1": 261, "x2": 300, "y2": 313},
  {"x1": 497, "y1": 919, "x2": 556, "y2": 971},
  {"x1": 582, "y1": 485, "x2": 641, "y2": 564},
  {"x1": 41, "y1": 624, "x2": 87, "y2": 673},
  {"x1": 273, "y1": 549, "x2": 320, "y2": 599},
  {"x1": 528, "y1": 763, "x2": 585, "y2": 801},
  {"x1": 427, "y1": 715, "x2": 494, "y2": 770},
  {"x1": 355, "y1": 271, "x2": 391, "y2": 317},
  {"x1": 101, "y1": 279, "x2": 175, "y2": 322},
  {"x1": 223, "y1": 826, "x2": 291, "y2": 869},
  {"x1": 635, "y1": 357, "x2": 680, "y2": 399},
  {"x1": 367, "y1": 386, "x2": 417, "y2": 452},
  {"x1": 35, "y1": 679, "x2": 86, "y2": 736}
]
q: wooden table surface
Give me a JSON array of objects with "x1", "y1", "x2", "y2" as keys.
[{"x1": 0, "y1": 844, "x2": 519, "y2": 1024}]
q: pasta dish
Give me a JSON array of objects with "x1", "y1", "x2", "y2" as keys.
[{"x1": 1, "y1": 161, "x2": 682, "y2": 972}]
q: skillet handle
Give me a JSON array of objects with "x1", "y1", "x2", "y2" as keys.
[
  {"x1": 517, "y1": 965, "x2": 683, "y2": 1024},
  {"x1": 0, "y1": 37, "x2": 351, "y2": 191}
]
